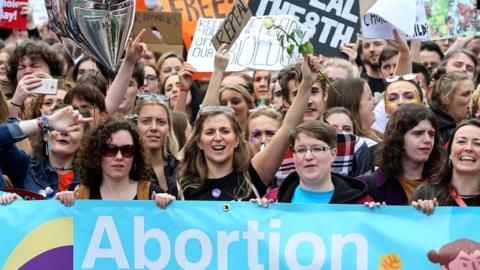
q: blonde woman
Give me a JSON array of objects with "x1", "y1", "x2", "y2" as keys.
[{"x1": 132, "y1": 93, "x2": 180, "y2": 196}]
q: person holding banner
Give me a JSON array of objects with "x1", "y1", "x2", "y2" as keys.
[
  {"x1": 55, "y1": 116, "x2": 165, "y2": 205},
  {"x1": 359, "y1": 104, "x2": 444, "y2": 205},
  {"x1": 0, "y1": 105, "x2": 91, "y2": 197},
  {"x1": 153, "y1": 55, "x2": 321, "y2": 205},
  {"x1": 413, "y1": 119, "x2": 480, "y2": 213},
  {"x1": 0, "y1": 191, "x2": 21, "y2": 205},
  {"x1": 274, "y1": 120, "x2": 374, "y2": 204},
  {"x1": 131, "y1": 93, "x2": 180, "y2": 197}
]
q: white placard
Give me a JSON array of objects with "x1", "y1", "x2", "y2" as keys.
[
  {"x1": 187, "y1": 15, "x2": 311, "y2": 72},
  {"x1": 30, "y1": 0, "x2": 48, "y2": 27},
  {"x1": 361, "y1": 0, "x2": 429, "y2": 40}
]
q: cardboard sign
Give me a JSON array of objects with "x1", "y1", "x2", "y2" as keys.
[
  {"x1": 162, "y1": 0, "x2": 238, "y2": 50},
  {"x1": 211, "y1": 0, "x2": 252, "y2": 50},
  {"x1": 188, "y1": 15, "x2": 310, "y2": 72},
  {"x1": 361, "y1": 0, "x2": 429, "y2": 40},
  {"x1": 131, "y1": 11, "x2": 183, "y2": 55},
  {"x1": 249, "y1": 0, "x2": 360, "y2": 57},
  {"x1": 425, "y1": 0, "x2": 480, "y2": 40},
  {"x1": 0, "y1": 0, "x2": 27, "y2": 30}
]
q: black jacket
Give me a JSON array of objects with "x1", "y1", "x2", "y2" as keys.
[
  {"x1": 430, "y1": 105, "x2": 456, "y2": 143},
  {"x1": 277, "y1": 172, "x2": 372, "y2": 204}
]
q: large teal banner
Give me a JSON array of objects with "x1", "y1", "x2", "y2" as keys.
[{"x1": 0, "y1": 200, "x2": 479, "y2": 269}]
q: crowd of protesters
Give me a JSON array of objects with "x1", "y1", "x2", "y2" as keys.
[{"x1": 1, "y1": 2, "x2": 480, "y2": 218}]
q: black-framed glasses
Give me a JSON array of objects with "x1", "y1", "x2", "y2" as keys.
[
  {"x1": 102, "y1": 144, "x2": 135, "y2": 158},
  {"x1": 136, "y1": 93, "x2": 169, "y2": 103},
  {"x1": 292, "y1": 145, "x2": 332, "y2": 157},
  {"x1": 198, "y1": 105, "x2": 235, "y2": 115},
  {"x1": 385, "y1": 73, "x2": 417, "y2": 83}
]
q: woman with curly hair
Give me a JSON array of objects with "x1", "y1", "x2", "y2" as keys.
[
  {"x1": 358, "y1": 104, "x2": 445, "y2": 205},
  {"x1": 7, "y1": 39, "x2": 63, "y2": 119},
  {"x1": 55, "y1": 116, "x2": 167, "y2": 205}
]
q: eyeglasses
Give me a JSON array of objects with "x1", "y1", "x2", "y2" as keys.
[
  {"x1": 385, "y1": 73, "x2": 417, "y2": 83},
  {"x1": 198, "y1": 105, "x2": 235, "y2": 115},
  {"x1": 102, "y1": 144, "x2": 135, "y2": 158},
  {"x1": 145, "y1": 74, "x2": 158, "y2": 82},
  {"x1": 292, "y1": 145, "x2": 332, "y2": 157}
]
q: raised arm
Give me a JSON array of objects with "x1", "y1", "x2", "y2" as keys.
[
  {"x1": 105, "y1": 29, "x2": 146, "y2": 114},
  {"x1": 17, "y1": 106, "x2": 92, "y2": 136},
  {"x1": 444, "y1": 33, "x2": 475, "y2": 55},
  {"x1": 390, "y1": 29, "x2": 412, "y2": 76},
  {"x1": 201, "y1": 44, "x2": 229, "y2": 107},
  {"x1": 410, "y1": 40, "x2": 421, "y2": 63},
  {"x1": 252, "y1": 55, "x2": 320, "y2": 185},
  {"x1": 173, "y1": 63, "x2": 197, "y2": 113}
]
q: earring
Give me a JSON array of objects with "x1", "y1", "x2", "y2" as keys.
[{"x1": 45, "y1": 141, "x2": 51, "y2": 156}]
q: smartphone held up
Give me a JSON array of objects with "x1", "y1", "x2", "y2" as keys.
[{"x1": 31, "y1": 79, "x2": 58, "y2": 95}]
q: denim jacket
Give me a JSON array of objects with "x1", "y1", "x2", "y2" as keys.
[{"x1": 0, "y1": 118, "x2": 80, "y2": 198}]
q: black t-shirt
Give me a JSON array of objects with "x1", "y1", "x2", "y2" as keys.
[
  {"x1": 363, "y1": 74, "x2": 385, "y2": 94},
  {"x1": 183, "y1": 163, "x2": 267, "y2": 201},
  {"x1": 89, "y1": 181, "x2": 164, "y2": 200},
  {"x1": 461, "y1": 195, "x2": 480, "y2": 206}
]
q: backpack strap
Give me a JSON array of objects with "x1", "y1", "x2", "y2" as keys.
[
  {"x1": 77, "y1": 185, "x2": 90, "y2": 199},
  {"x1": 366, "y1": 173, "x2": 380, "y2": 202},
  {"x1": 137, "y1": 180, "x2": 151, "y2": 200}
]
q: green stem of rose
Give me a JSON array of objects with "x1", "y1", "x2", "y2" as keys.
[{"x1": 271, "y1": 23, "x2": 339, "y2": 96}]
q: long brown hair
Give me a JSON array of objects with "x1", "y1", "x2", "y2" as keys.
[
  {"x1": 326, "y1": 78, "x2": 382, "y2": 141},
  {"x1": 179, "y1": 109, "x2": 253, "y2": 199}
]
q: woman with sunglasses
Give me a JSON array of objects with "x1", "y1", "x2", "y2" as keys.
[
  {"x1": 358, "y1": 104, "x2": 444, "y2": 205},
  {"x1": 131, "y1": 93, "x2": 180, "y2": 196},
  {"x1": 412, "y1": 119, "x2": 480, "y2": 214},
  {"x1": 0, "y1": 105, "x2": 90, "y2": 197},
  {"x1": 430, "y1": 71, "x2": 474, "y2": 142},
  {"x1": 154, "y1": 55, "x2": 321, "y2": 207},
  {"x1": 55, "y1": 116, "x2": 164, "y2": 205}
]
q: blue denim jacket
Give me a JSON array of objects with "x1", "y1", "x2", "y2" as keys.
[{"x1": 0, "y1": 118, "x2": 80, "y2": 198}]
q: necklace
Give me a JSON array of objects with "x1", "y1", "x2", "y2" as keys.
[{"x1": 52, "y1": 166, "x2": 74, "y2": 171}]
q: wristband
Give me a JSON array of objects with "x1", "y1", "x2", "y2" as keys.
[
  {"x1": 9, "y1": 100, "x2": 22, "y2": 107},
  {"x1": 37, "y1": 115, "x2": 54, "y2": 133},
  {"x1": 179, "y1": 86, "x2": 189, "y2": 92}
]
